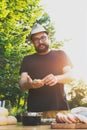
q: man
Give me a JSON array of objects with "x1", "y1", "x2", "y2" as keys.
[{"x1": 19, "y1": 23, "x2": 74, "y2": 118}]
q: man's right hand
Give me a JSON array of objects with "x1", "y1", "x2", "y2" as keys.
[{"x1": 19, "y1": 72, "x2": 44, "y2": 90}]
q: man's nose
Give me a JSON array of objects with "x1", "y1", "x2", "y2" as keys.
[{"x1": 39, "y1": 39, "x2": 43, "y2": 44}]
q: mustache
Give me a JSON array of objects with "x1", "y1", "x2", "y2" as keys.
[
  {"x1": 38, "y1": 44, "x2": 46, "y2": 47},
  {"x1": 39, "y1": 43, "x2": 45, "y2": 46}
]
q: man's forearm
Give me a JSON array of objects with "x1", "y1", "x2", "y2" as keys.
[{"x1": 56, "y1": 71, "x2": 75, "y2": 84}]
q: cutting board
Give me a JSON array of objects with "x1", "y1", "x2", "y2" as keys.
[{"x1": 51, "y1": 122, "x2": 87, "y2": 129}]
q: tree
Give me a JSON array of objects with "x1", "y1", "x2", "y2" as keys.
[
  {"x1": 0, "y1": 0, "x2": 43, "y2": 107},
  {"x1": 67, "y1": 79, "x2": 87, "y2": 109}
]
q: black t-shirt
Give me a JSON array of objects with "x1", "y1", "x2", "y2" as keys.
[{"x1": 20, "y1": 50, "x2": 73, "y2": 112}]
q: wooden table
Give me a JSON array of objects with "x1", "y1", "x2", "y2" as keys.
[
  {"x1": 0, "y1": 124, "x2": 86, "y2": 130},
  {"x1": 0, "y1": 124, "x2": 50, "y2": 130}
]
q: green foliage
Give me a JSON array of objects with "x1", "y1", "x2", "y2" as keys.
[
  {"x1": 50, "y1": 41, "x2": 64, "y2": 49},
  {"x1": 68, "y1": 79, "x2": 87, "y2": 109},
  {"x1": 0, "y1": 0, "x2": 43, "y2": 107},
  {"x1": 9, "y1": 105, "x2": 27, "y2": 116}
]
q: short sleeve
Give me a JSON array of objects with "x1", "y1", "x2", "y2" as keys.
[
  {"x1": 58, "y1": 50, "x2": 73, "y2": 69},
  {"x1": 19, "y1": 57, "x2": 28, "y2": 75}
]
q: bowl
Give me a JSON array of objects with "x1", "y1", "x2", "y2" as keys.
[{"x1": 22, "y1": 115, "x2": 41, "y2": 126}]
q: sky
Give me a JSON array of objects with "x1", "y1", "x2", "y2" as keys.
[{"x1": 41, "y1": 0, "x2": 87, "y2": 82}]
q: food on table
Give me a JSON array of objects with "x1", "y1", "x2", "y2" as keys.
[
  {"x1": 0, "y1": 116, "x2": 8, "y2": 125},
  {"x1": 0, "y1": 107, "x2": 8, "y2": 117},
  {"x1": 0, "y1": 107, "x2": 17, "y2": 126},
  {"x1": 7, "y1": 115, "x2": 17, "y2": 125},
  {"x1": 56, "y1": 112, "x2": 87, "y2": 124}
]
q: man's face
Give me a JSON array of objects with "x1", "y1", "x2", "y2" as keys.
[{"x1": 31, "y1": 32, "x2": 50, "y2": 54}]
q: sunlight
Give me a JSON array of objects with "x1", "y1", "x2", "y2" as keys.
[
  {"x1": 62, "y1": 40, "x2": 87, "y2": 83},
  {"x1": 41, "y1": 0, "x2": 87, "y2": 83}
]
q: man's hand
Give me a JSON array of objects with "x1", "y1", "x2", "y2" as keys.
[
  {"x1": 19, "y1": 72, "x2": 33, "y2": 90},
  {"x1": 32, "y1": 79, "x2": 44, "y2": 88},
  {"x1": 43, "y1": 74, "x2": 58, "y2": 86}
]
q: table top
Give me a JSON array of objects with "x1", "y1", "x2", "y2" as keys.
[
  {"x1": 0, "y1": 124, "x2": 50, "y2": 130},
  {"x1": 0, "y1": 123, "x2": 86, "y2": 130}
]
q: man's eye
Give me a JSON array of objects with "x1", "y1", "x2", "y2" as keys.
[
  {"x1": 41, "y1": 36, "x2": 46, "y2": 39},
  {"x1": 33, "y1": 38, "x2": 39, "y2": 41}
]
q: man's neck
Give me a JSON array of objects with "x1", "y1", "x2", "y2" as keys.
[{"x1": 37, "y1": 49, "x2": 51, "y2": 55}]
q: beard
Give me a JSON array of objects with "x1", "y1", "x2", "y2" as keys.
[{"x1": 35, "y1": 44, "x2": 49, "y2": 53}]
